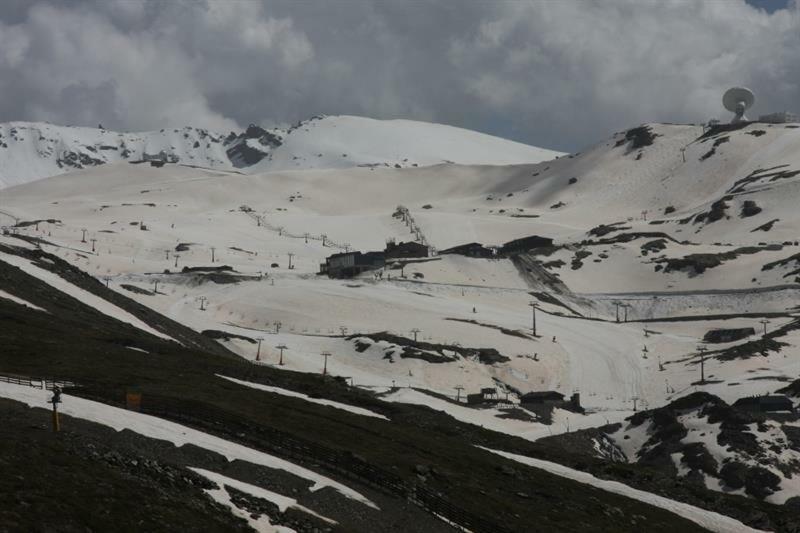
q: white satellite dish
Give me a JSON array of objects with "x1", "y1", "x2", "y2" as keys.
[{"x1": 723, "y1": 87, "x2": 755, "y2": 124}]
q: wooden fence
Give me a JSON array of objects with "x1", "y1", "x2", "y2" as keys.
[{"x1": 0, "y1": 372, "x2": 77, "y2": 390}]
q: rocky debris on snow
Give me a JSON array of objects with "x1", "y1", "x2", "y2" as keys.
[
  {"x1": 762, "y1": 251, "x2": 800, "y2": 278},
  {"x1": 445, "y1": 318, "x2": 532, "y2": 340},
  {"x1": 601, "y1": 392, "x2": 800, "y2": 502},
  {"x1": 657, "y1": 244, "x2": 782, "y2": 276},
  {"x1": 588, "y1": 222, "x2": 631, "y2": 238},
  {"x1": 614, "y1": 125, "x2": 659, "y2": 152},
  {"x1": 571, "y1": 250, "x2": 592, "y2": 270},
  {"x1": 349, "y1": 332, "x2": 510, "y2": 365},
  {"x1": 225, "y1": 486, "x2": 333, "y2": 533},
  {"x1": 640, "y1": 239, "x2": 667, "y2": 256},
  {"x1": 727, "y1": 165, "x2": 800, "y2": 195},
  {"x1": 687, "y1": 197, "x2": 731, "y2": 225},
  {"x1": 120, "y1": 284, "x2": 155, "y2": 295},
  {"x1": 699, "y1": 136, "x2": 730, "y2": 161},
  {"x1": 740, "y1": 200, "x2": 762, "y2": 218},
  {"x1": 202, "y1": 330, "x2": 257, "y2": 344},
  {"x1": 751, "y1": 218, "x2": 779, "y2": 232}
]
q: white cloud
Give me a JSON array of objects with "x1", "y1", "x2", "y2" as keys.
[
  {"x1": 0, "y1": 0, "x2": 797, "y2": 150},
  {"x1": 0, "y1": 23, "x2": 29, "y2": 67}
]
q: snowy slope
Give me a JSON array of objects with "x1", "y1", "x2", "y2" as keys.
[
  {"x1": 442, "y1": 121, "x2": 800, "y2": 294},
  {"x1": 249, "y1": 115, "x2": 564, "y2": 172},
  {"x1": 0, "y1": 116, "x2": 563, "y2": 189},
  {"x1": 1, "y1": 129, "x2": 798, "y2": 412},
  {"x1": 0, "y1": 122, "x2": 232, "y2": 189},
  {"x1": 3, "y1": 120, "x2": 800, "y2": 519}
]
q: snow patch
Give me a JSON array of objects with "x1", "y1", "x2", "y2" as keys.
[{"x1": 218, "y1": 375, "x2": 389, "y2": 420}]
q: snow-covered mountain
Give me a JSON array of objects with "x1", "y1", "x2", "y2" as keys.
[
  {"x1": 0, "y1": 115, "x2": 563, "y2": 189},
  {"x1": 602, "y1": 391, "x2": 800, "y2": 504},
  {"x1": 465, "y1": 120, "x2": 800, "y2": 294},
  {"x1": 3, "y1": 117, "x2": 800, "y2": 531}
]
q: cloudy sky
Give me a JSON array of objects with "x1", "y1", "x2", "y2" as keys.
[{"x1": 0, "y1": 0, "x2": 797, "y2": 151}]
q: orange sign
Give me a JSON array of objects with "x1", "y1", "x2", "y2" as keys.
[{"x1": 126, "y1": 392, "x2": 142, "y2": 411}]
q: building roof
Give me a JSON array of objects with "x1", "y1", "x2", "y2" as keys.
[
  {"x1": 733, "y1": 395, "x2": 794, "y2": 411},
  {"x1": 520, "y1": 391, "x2": 564, "y2": 402}
]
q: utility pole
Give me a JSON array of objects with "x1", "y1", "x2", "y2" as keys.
[
  {"x1": 274, "y1": 321, "x2": 282, "y2": 334},
  {"x1": 256, "y1": 337, "x2": 263, "y2": 361},
  {"x1": 81, "y1": 228, "x2": 88, "y2": 242},
  {"x1": 103, "y1": 277, "x2": 111, "y2": 288},
  {"x1": 152, "y1": 280, "x2": 160, "y2": 294},
  {"x1": 642, "y1": 345, "x2": 648, "y2": 359},
  {"x1": 288, "y1": 252, "x2": 295, "y2": 269},
  {"x1": 613, "y1": 301, "x2": 621, "y2": 323},
  {"x1": 256, "y1": 215, "x2": 262, "y2": 227},
  {"x1": 631, "y1": 395, "x2": 639, "y2": 411},
  {"x1": 697, "y1": 345, "x2": 708, "y2": 384},
  {"x1": 50, "y1": 386, "x2": 62, "y2": 432},
  {"x1": 276, "y1": 344, "x2": 287, "y2": 365},
  {"x1": 321, "y1": 351, "x2": 332, "y2": 376},
  {"x1": 321, "y1": 234, "x2": 327, "y2": 247},
  {"x1": 90, "y1": 238, "x2": 97, "y2": 253},
  {"x1": 278, "y1": 226, "x2": 284, "y2": 236},
  {"x1": 411, "y1": 328, "x2": 421, "y2": 342},
  {"x1": 165, "y1": 250, "x2": 170, "y2": 260},
  {"x1": 623, "y1": 303, "x2": 630, "y2": 323},
  {"x1": 339, "y1": 326, "x2": 348, "y2": 337},
  {"x1": 174, "y1": 254, "x2": 180, "y2": 268},
  {"x1": 198, "y1": 296, "x2": 207, "y2": 311},
  {"x1": 304, "y1": 232, "x2": 309, "y2": 243},
  {"x1": 528, "y1": 301, "x2": 539, "y2": 336},
  {"x1": 455, "y1": 385, "x2": 464, "y2": 403},
  {"x1": 759, "y1": 319, "x2": 770, "y2": 336},
  {"x1": 658, "y1": 355, "x2": 665, "y2": 371},
  {"x1": 211, "y1": 247, "x2": 216, "y2": 263}
]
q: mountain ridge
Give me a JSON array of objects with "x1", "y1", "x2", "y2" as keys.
[{"x1": 0, "y1": 115, "x2": 564, "y2": 189}]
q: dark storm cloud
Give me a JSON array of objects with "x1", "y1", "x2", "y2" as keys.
[{"x1": 0, "y1": 0, "x2": 797, "y2": 151}]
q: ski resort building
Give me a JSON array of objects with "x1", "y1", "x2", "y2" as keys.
[
  {"x1": 498, "y1": 235, "x2": 554, "y2": 256},
  {"x1": 141, "y1": 150, "x2": 179, "y2": 165},
  {"x1": 320, "y1": 251, "x2": 385, "y2": 278},
  {"x1": 758, "y1": 111, "x2": 798, "y2": 124},
  {"x1": 733, "y1": 395, "x2": 795, "y2": 413},
  {"x1": 466, "y1": 387, "x2": 513, "y2": 408},
  {"x1": 703, "y1": 327, "x2": 755, "y2": 344},
  {"x1": 520, "y1": 391, "x2": 583, "y2": 413},
  {"x1": 384, "y1": 240, "x2": 429, "y2": 260},
  {"x1": 321, "y1": 240, "x2": 429, "y2": 278},
  {"x1": 439, "y1": 242, "x2": 496, "y2": 258}
]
